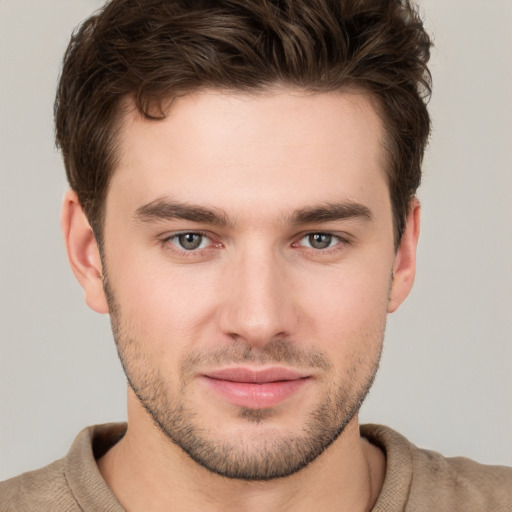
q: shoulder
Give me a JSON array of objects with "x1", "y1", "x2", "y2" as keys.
[
  {"x1": 361, "y1": 424, "x2": 512, "y2": 512},
  {"x1": 409, "y1": 446, "x2": 512, "y2": 511},
  {"x1": 0, "y1": 423, "x2": 126, "y2": 512},
  {"x1": 0, "y1": 458, "x2": 81, "y2": 511}
]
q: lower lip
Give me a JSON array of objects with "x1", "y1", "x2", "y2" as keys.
[{"x1": 202, "y1": 377, "x2": 310, "y2": 409}]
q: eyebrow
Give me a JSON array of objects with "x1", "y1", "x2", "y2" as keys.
[
  {"x1": 134, "y1": 198, "x2": 230, "y2": 226},
  {"x1": 134, "y1": 198, "x2": 372, "y2": 227},
  {"x1": 288, "y1": 202, "x2": 373, "y2": 225}
]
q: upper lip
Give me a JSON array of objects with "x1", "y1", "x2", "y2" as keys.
[{"x1": 202, "y1": 367, "x2": 309, "y2": 384}]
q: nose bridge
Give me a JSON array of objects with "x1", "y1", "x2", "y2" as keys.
[{"x1": 218, "y1": 241, "x2": 295, "y2": 345}]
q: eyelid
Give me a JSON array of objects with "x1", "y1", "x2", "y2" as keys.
[
  {"x1": 292, "y1": 231, "x2": 352, "y2": 250},
  {"x1": 158, "y1": 229, "x2": 351, "y2": 256},
  {"x1": 160, "y1": 230, "x2": 221, "y2": 253}
]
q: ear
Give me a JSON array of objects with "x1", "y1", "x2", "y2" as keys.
[
  {"x1": 388, "y1": 198, "x2": 421, "y2": 313},
  {"x1": 61, "y1": 190, "x2": 109, "y2": 314}
]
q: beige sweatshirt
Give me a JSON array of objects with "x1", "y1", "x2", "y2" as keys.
[{"x1": 1, "y1": 423, "x2": 510, "y2": 511}]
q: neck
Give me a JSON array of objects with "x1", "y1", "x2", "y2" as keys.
[{"x1": 98, "y1": 395, "x2": 385, "y2": 512}]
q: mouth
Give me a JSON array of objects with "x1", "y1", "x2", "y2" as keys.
[{"x1": 201, "y1": 367, "x2": 311, "y2": 409}]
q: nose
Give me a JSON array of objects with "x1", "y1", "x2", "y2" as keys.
[{"x1": 217, "y1": 246, "x2": 298, "y2": 347}]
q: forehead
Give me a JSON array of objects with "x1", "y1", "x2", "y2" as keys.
[{"x1": 109, "y1": 89, "x2": 389, "y2": 223}]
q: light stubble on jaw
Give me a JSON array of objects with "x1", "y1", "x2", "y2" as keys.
[{"x1": 102, "y1": 270, "x2": 385, "y2": 481}]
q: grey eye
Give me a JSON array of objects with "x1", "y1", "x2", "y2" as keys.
[
  {"x1": 176, "y1": 233, "x2": 205, "y2": 250},
  {"x1": 307, "y1": 233, "x2": 334, "y2": 249}
]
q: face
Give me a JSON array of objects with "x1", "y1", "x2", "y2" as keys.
[{"x1": 90, "y1": 89, "x2": 411, "y2": 480}]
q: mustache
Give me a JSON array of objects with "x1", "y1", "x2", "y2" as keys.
[{"x1": 181, "y1": 338, "x2": 332, "y2": 375}]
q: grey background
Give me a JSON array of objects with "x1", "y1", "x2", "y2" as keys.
[{"x1": 1, "y1": 0, "x2": 511, "y2": 480}]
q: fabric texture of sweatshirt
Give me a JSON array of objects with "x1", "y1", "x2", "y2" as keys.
[{"x1": 1, "y1": 423, "x2": 511, "y2": 511}]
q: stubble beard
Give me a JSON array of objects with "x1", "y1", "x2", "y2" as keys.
[{"x1": 104, "y1": 278, "x2": 384, "y2": 481}]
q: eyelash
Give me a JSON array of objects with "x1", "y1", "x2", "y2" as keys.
[
  {"x1": 161, "y1": 231, "x2": 219, "y2": 255},
  {"x1": 160, "y1": 231, "x2": 350, "y2": 256}
]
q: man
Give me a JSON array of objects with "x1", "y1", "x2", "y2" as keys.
[{"x1": 1, "y1": 0, "x2": 510, "y2": 510}]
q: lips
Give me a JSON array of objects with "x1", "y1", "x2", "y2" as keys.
[{"x1": 201, "y1": 367, "x2": 310, "y2": 409}]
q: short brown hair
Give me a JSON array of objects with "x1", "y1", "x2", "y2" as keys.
[{"x1": 55, "y1": 0, "x2": 432, "y2": 245}]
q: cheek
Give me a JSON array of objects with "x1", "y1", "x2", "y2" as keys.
[
  {"x1": 107, "y1": 250, "x2": 221, "y2": 347},
  {"x1": 297, "y1": 261, "x2": 392, "y2": 353}
]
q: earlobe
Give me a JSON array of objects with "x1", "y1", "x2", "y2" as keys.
[
  {"x1": 61, "y1": 190, "x2": 109, "y2": 314},
  {"x1": 388, "y1": 199, "x2": 421, "y2": 313}
]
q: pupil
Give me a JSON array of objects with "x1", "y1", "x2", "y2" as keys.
[
  {"x1": 309, "y1": 233, "x2": 331, "y2": 249},
  {"x1": 179, "y1": 233, "x2": 202, "y2": 250}
]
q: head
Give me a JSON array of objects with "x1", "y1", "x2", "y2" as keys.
[
  {"x1": 58, "y1": 0, "x2": 430, "y2": 481},
  {"x1": 55, "y1": 0, "x2": 431, "y2": 247}
]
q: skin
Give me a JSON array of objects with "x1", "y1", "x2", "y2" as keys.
[{"x1": 62, "y1": 89, "x2": 420, "y2": 512}]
